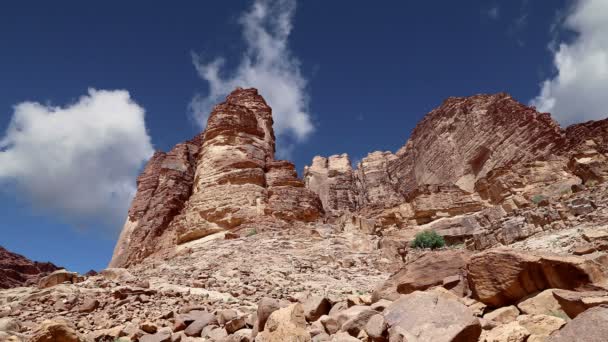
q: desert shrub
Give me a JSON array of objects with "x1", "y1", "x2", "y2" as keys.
[
  {"x1": 586, "y1": 180, "x2": 598, "y2": 188},
  {"x1": 410, "y1": 230, "x2": 445, "y2": 249},
  {"x1": 531, "y1": 194, "x2": 546, "y2": 204},
  {"x1": 246, "y1": 229, "x2": 257, "y2": 237}
]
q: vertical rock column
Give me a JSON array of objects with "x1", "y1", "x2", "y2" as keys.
[{"x1": 170, "y1": 89, "x2": 276, "y2": 242}]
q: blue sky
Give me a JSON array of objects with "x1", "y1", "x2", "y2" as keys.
[{"x1": 1, "y1": 0, "x2": 607, "y2": 273}]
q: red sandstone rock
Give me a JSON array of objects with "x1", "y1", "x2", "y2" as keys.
[
  {"x1": 110, "y1": 88, "x2": 323, "y2": 267},
  {"x1": 0, "y1": 246, "x2": 60, "y2": 289}
]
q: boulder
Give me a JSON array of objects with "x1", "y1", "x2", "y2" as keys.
[
  {"x1": 517, "y1": 289, "x2": 565, "y2": 316},
  {"x1": 255, "y1": 303, "x2": 311, "y2": 342},
  {"x1": 301, "y1": 294, "x2": 331, "y2": 322},
  {"x1": 365, "y1": 314, "x2": 387, "y2": 341},
  {"x1": 516, "y1": 314, "x2": 565, "y2": 340},
  {"x1": 467, "y1": 248, "x2": 608, "y2": 307},
  {"x1": 77, "y1": 298, "x2": 99, "y2": 313},
  {"x1": 338, "y1": 306, "x2": 378, "y2": 337},
  {"x1": 547, "y1": 305, "x2": 608, "y2": 341},
  {"x1": 30, "y1": 320, "x2": 85, "y2": 342},
  {"x1": 483, "y1": 305, "x2": 520, "y2": 324},
  {"x1": 183, "y1": 311, "x2": 216, "y2": 337},
  {"x1": 252, "y1": 297, "x2": 286, "y2": 337},
  {"x1": 383, "y1": 291, "x2": 481, "y2": 342},
  {"x1": 139, "y1": 329, "x2": 172, "y2": 342},
  {"x1": 483, "y1": 321, "x2": 530, "y2": 342},
  {"x1": 38, "y1": 270, "x2": 79, "y2": 289},
  {"x1": 551, "y1": 289, "x2": 608, "y2": 318},
  {"x1": 372, "y1": 249, "x2": 471, "y2": 302}
]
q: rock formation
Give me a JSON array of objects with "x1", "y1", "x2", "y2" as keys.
[
  {"x1": 3, "y1": 87, "x2": 608, "y2": 342},
  {"x1": 0, "y1": 246, "x2": 60, "y2": 289},
  {"x1": 110, "y1": 88, "x2": 322, "y2": 267}
]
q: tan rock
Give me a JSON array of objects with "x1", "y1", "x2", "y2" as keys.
[
  {"x1": 483, "y1": 321, "x2": 530, "y2": 342},
  {"x1": 339, "y1": 306, "x2": 378, "y2": 337},
  {"x1": 319, "y1": 315, "x2": 339, "y2": 335},
  {"x1": 255, "y1": 303, "x2": 311, "y2": 342},
  {"x1": 77, "y1": 298, "x2": 99, "y2": 313},
  {"x1": 365, "y1": 313, "x2": 387, "y2": 340},
  {"x1": 252, "y1": 297, "x2": 285, "y2": 337},
  {"x1": 547, "y1": 306, "x2": 608, "y2": 341},
  {"x1": 516, "y1": 314, "x2": 565, "y2": 339},
  {"x1": 483, "y1": 305, "x2": 520, "y2": 324},
  {"x1": 517, "y1": 289, "x2": 564, "y2": 316},
  {"x1": 38, "y1": 270, "x2": 79, "y2": 289},
  {"x1": 301, "y1": 294, "x2": 331, "y2": 322},
  {"x1": 30, "y1": 321, "x2": 85, "y2": 342},
  {"x1": 383, "y1": 291, "x2": 481, "y2": 342},
  {"x1": 551, "y1": 289, "x2": 608, "y2": 318}
]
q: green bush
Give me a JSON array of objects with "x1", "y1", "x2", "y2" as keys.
[
  {"x1": 410, "y1": 230, "x2": 445, "y2": 249},
  {"x1": 246, "y1": 229, "x2": 258, "y2": 237},
  {"x1": 531, "y1": 194, "x2": 546, "y2": 204}
]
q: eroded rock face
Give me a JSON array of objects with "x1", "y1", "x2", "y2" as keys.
[
  {"x1": 467, "y1": 248, "x2": 608, "y2": 307},
  {"x1": 0, "y1": 246, "x2": 60, "y2": 289},
  {"x1": 304, "y1": 154, "x2": 358, "y2": 217},
  {"x1": 305, "y1": 93, "x2": 567, "y2": 224},
  {"x1": 110, "y1": 137, "x2": 201, "y2": 267},
  {"x1": 110, "y1": 89, "x2": 323, "y2": 268}
]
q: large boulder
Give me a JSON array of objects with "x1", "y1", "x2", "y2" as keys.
[
  {"x1": 517, "y1": 289, "x2": 565, "y2": 316},
  {"x1": 372, "y1": 249, "x2": 471, "y2": 302},
  {"x1": 548, "y1": 305, "x2": 608, "y2": 341},
  {"x1": 551, "y1": 289, "x2": 608, "y2": 318},
  {"x1": 383, "y1": 291, "x2": 481, "y2": 342},
  {"x1": 255, "y1": 303, "x2": 311, "y2": 342},
  {"x1": 467, "y1": 248, "x2": 608, "y2": 307},
  {"x1": 30, "y1": 320, "x2": 85, "y2": 342},
  {"x1": 38, "y1": 270, "x2": 80, "y2": 289}
]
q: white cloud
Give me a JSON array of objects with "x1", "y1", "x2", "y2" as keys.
[
  {"x1": 190, "y1": 0, "x2": 314, "y2": 141},
  {"x1": 487, "y1": 6, "x2": 500, "y2": 20},
  {"x1": 531, "y1": 0, "x2": 608, "y2": 126},
  {"x1": 0, "y1": 89, "x2": 154, "y2": 228}
]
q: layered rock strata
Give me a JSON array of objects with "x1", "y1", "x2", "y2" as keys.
[{"x1": 110, "y1": 89, "x2": 322, "y2": 267}]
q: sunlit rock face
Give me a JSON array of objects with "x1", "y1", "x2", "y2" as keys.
[
  {"x1": 112, "y1": 89, "x2": 608, "y2": 268},
  {"x1": 305, "y1": 94, "x2": 566, "y2": 218},
  {"x1": 110, "y1": 88, "x2": 322, "y2": 267}
]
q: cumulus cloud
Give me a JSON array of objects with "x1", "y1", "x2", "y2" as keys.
[
  {"x1": 190, "y1": 0, "x2": 314, "y2": 142},
  {"x1": 530, "y1": 0, "x2": 608, "y2": 126},
  {"x1": 0, "y1": 89, "x2": 154, "y2": 228}
]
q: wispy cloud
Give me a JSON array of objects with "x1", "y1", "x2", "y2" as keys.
[
  {"x1": 190, "y1": 0, "x2": 314, "y2": 146},
  {"x1": 486, "y1": 5, "x2": 500, "y2": 20},
  {"x1": 531, "y1": 0, "x2": 608, "y2": 126},
  {"x1": 0, "y1": 89, "x2": 153, "y2": 229},
  {"x1": 507, "y1": 0, "x2": 530, "y2": 46}
]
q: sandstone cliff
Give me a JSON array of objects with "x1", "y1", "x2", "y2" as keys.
[
  {"x1": 111, "y1": 89, "x2": 608, "y2": 268},
  {"x1": 110, "y1": 89, "x2": 322, "y2": 267}
]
